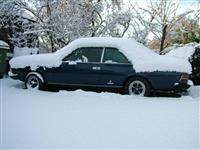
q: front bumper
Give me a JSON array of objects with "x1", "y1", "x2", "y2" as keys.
[{"x1": 8, "y1": 71, "x2": 20, "y2": 80}]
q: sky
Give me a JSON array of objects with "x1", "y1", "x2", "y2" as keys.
[
  {"x1": 179, "y1": 0, "x2": 199, "y2": 12},
  {"x1": 123, "y1": 0, "x2": 200, "y2": 14}
]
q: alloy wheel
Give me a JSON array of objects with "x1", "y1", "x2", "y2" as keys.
[
  {"x1": 26, "y1": 75, "x2": 40, "y2": 89},
  {"x1": 128, "y1": 80, "x2": 146, "y2": 96}
]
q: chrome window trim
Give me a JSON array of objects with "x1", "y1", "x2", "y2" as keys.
[
  {"x1": 63, "y1": 61, "x2": 102, "y2": 64},
  {"x1": 100, "y1": 48, "x2": 105, "y2": 63},
  {"x1": 63, "y1": 62, "x2": 131, "y2": 65},
  {"x1": 101, "y1": 62, "x2": 131, "y2": 65}
]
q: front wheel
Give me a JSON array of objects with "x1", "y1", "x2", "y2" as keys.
[
  {"x1": 124, "y1": 77, "x2": 151, "y2": 96},
  {"x1": 25, "y1": 74, "x2": 44, "y2": 90}
]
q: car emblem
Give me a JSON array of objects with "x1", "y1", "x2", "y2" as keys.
[{"x1": 107, "y1": 80, "x2": 114, "y2": 85}]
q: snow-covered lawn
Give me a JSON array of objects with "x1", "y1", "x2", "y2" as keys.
[{"x1": 1, "y1": 78, "x2": 199, "y2": 149}]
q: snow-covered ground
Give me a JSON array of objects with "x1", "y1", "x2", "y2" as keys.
[{"x1": 1, "y1": 78, "x2": 199, "y2": 149}]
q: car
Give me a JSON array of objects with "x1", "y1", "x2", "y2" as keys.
[{"x1": 9, "y1": 37, "x2": 191, "y2": 96}]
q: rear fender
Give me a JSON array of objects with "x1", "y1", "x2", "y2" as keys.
[{"x1": 123, "y1": 74, "x2": 153, "y2": 89}]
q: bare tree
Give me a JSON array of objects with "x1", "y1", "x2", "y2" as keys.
[
  {"x1": 127, "y1": 0, "x2": 158, "y2": 44},
  {"x1": 147, "y1": 0, "x2": 193, "y2": 51},
  {"x1": 128, "y1": 0, "x2": 193, "y2": 52}
]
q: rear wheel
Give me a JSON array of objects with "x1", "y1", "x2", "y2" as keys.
[
  {"x1": 124, "y1": 77, "x2": 151, "y2": 96},
  {"x1": 25, "y1": 74, "x2": 44, "y2": 90}
]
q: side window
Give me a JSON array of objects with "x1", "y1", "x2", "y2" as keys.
[
  {"x1": 63, "y1": 47, "x2": 103, "y2": 63},
  {"x1": 103, "y1": 48, "x2": 130, "y2": 64}
]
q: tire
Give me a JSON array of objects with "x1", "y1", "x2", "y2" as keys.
[
  {"x1": 25, "y1": 74, "x2": 44, "y2": 90},
  {"x1": 124, "y1": 77, "x2": 151, "y2": 96}
]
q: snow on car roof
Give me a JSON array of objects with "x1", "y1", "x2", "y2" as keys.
[
  {"x1": 55, "y1": 37, "x2": 157, "y2": 59},
  {"x1": 10, "y1": 37, "x2": 192, "y2": 73}
]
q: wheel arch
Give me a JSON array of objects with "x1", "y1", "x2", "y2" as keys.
[{"x1": 25, "y1": 70, "x2": 45, "y2": 84}]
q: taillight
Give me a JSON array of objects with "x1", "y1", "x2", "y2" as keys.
[{"x1": 179, "y1": 74, "x2": 189, "y2": 82}]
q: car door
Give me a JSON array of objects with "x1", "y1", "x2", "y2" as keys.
[
  {"x1": 46, "y1": 47, "x2": 104, "y2": 86},
  {"x1": 100, "y1": 47, "x2": 133, "y2": 87}
]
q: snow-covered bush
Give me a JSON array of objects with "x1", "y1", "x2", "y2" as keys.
[{"x1": 190, "y1": 46, "x2": 200, "y2": 85}]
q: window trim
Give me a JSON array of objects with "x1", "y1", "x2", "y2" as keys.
[{"x1": 100, "y1": 48, "x2": 105, "y2": 63}]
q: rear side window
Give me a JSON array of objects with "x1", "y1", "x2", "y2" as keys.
[
  {"x1": 64, "y1": 47, "x2": 103, "y2": 63},
  {"x1": 103, "y1": 48, "x2": 130, "y2": 64}
]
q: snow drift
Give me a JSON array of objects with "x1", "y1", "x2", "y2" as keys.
[
  {"x1": 188, "y1": 86, "x2": 200, "y2": 99},
  {"x1": 9, "y1": 37, "x2": 192, "y2": 73}
]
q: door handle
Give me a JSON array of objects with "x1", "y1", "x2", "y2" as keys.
[{"x1": 92, "y1": 66, "x2": 101, "y2": 70}]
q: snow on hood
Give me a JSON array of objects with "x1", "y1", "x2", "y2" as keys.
[{"x1": 9, "y1": 37, "x2": 192, "y2": 73}]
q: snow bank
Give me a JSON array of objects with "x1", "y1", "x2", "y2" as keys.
[
  {"x1": 14, "y1": 47, "x2": 39, "y2": 57},
  {"x1": 10, "y1": 37, "x2": 192, "y2": 73},
  {"x1": 188, "y1": 86, "x2": 200, "y2": 99}
]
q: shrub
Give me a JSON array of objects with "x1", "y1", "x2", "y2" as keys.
[{"x1": 190, "y1": 46, "x2": 200, "y2": 85}]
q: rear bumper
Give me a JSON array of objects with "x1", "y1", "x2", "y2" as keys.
[{"x1": 173, "y1": 82, "x2": 190, "y2": 92}]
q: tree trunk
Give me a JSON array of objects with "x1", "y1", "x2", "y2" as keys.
[
  {"x1": 49, "y1": 33, "x2": 55, "y2": 52},
  {"x1": 91, "y1": 11, "x2": 95, "y2": 37},
  {"x1": 46, "y1": 1, "x2": 55, "y2": 52},
  {"x1": 160, "y1": 25, "x2": 167, "y2": 53}
]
